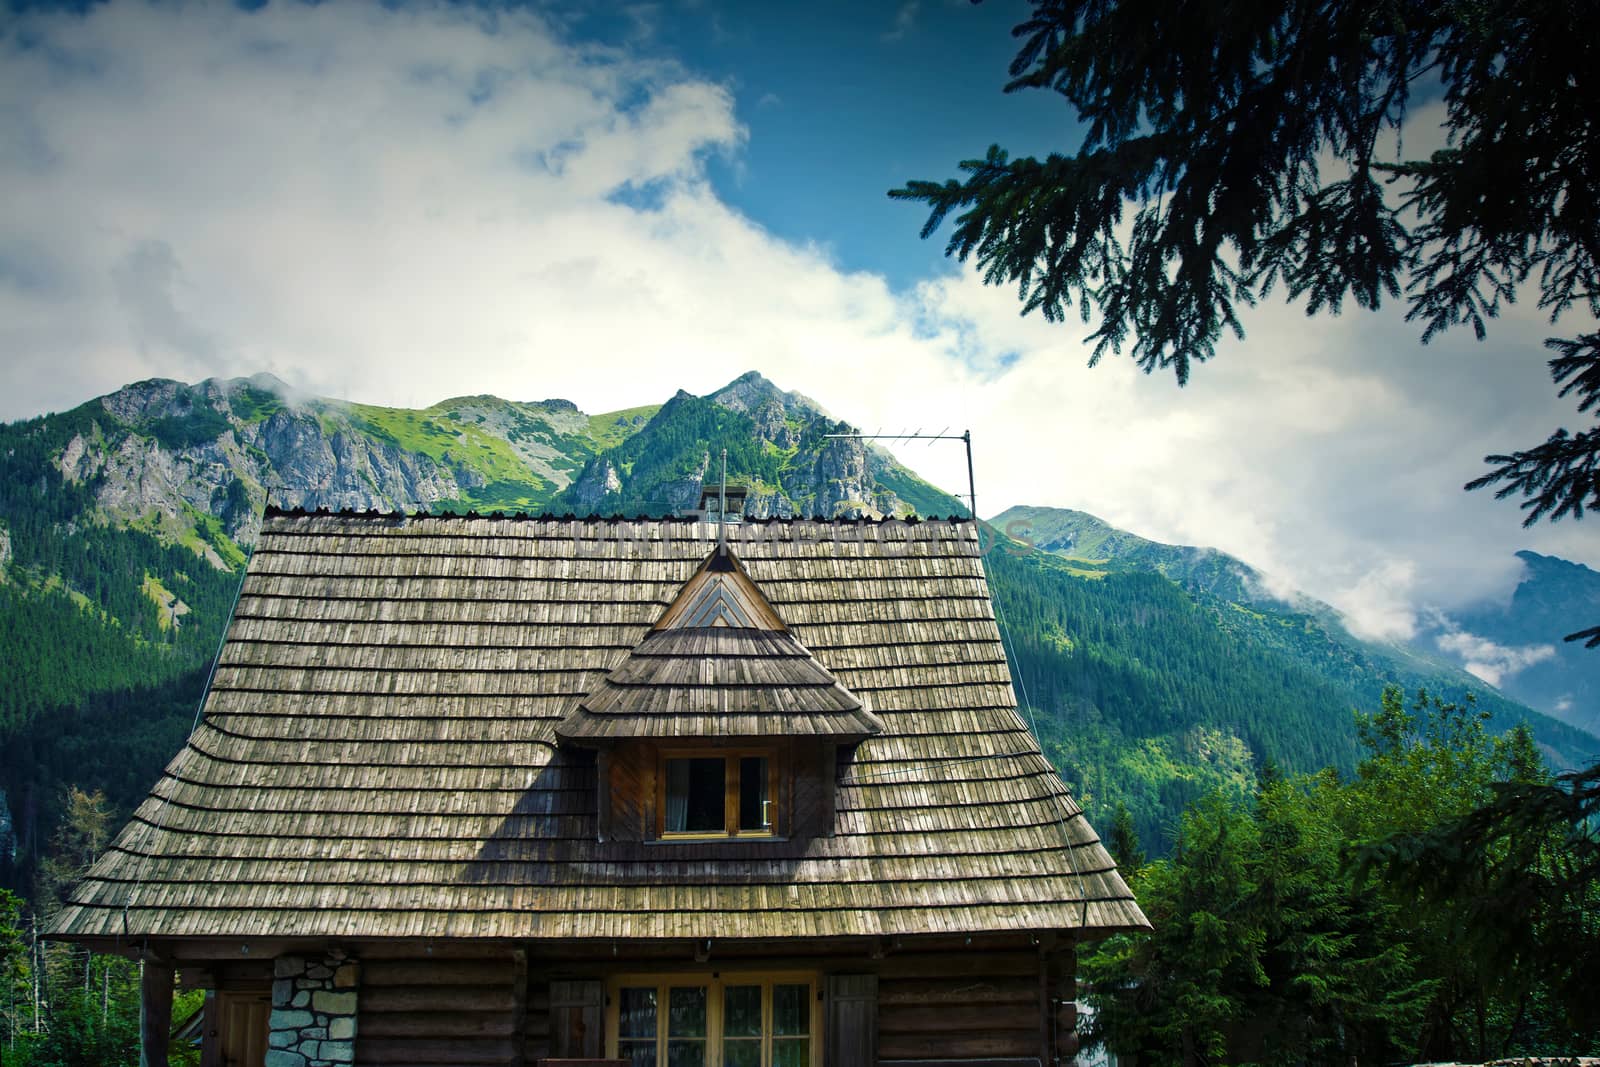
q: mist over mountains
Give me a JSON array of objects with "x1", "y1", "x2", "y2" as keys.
[
  {"x1": 1427, "y1": 551, "x2": 1600, "y2": 737},
  {"x1": 996, "y1": 504, "x2": 1600, "y2": 744}
]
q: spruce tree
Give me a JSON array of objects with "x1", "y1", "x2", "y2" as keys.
[{"x1": 891, "y1": 0, "x2": 1600, "y2": 639}]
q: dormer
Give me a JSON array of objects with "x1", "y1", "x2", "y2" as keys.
[{"x1": 557, "y1": 547, "x2": 881, "y2": 844}]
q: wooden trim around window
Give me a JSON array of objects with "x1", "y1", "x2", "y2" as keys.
[
  {"x1": 604, "y1": 971, "x2": 822, "y2": 1067},
  {"x1": 654, "y1": 745, "x2": 786, "y2": 841}
]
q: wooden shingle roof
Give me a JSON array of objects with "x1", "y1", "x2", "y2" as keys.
[{"x1": 51, "y1": 512, "x2": 1148, "y2": 944}]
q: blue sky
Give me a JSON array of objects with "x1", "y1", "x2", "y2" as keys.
[
  {"x1": 1, "y1": 0, "x2": 1595, "y2": 696},
  {"x1": 558, "y1": 1, "x2": 1068, "y2": 290}
]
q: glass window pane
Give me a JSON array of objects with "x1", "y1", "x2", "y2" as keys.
[
  {"x1": 723, "y1": 985, "x2": 762, "y2": 1038},
  {"x1": 772, "y1": 1038, "x2": 809, "y2": 1067},
  {"x1": 667, "y1": 986, "x2": 708, "y2": 1038},
  {"x1": 666, "y1": 759, "x2": 726, "y2": 833},
  {"x1": 772, "y1": 984, "x2": 809, "y2": 1036},
  {"x1": 619, "y1": 987, "x2": 658, "y2": 1039},
  {"x1": 621, "y1": 1041, "x2": 658, "y2": 1067},
  {"x1": 738, "y1": 757, "x2": 769, "y2": 831},
  {"x1": 668, "y1": 1041, "x2": 707, "y2": 1067},
  {"x1": 723, "y1": 1040, "x2": 761, "y2": 1067}
]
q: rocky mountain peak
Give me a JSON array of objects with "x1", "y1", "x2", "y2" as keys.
[
  {"x1": 709, "y1": 370, "x2": 826, "y2": 421},
  {"x1": 99, "y1": 378, "x2": 196, "y2": 423}
]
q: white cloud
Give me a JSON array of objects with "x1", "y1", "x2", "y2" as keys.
[
  {"x1": 1, "y1": 0, "x2": 1596, "y2": 639},
  {"x1": 1332, "y1": 559, "x2": 1420, "y2": 643},
  {"x1": 883, "y1": 2, "x2": 921, "y2": 43},
  {"x1": 2, "y1": 1, "x2": 750, "y2": 412},
  {"x1": 1433, "y1": 626, "x2": 1557, "y2": 689}
]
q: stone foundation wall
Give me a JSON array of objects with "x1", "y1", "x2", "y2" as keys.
[{"x1": 267, "y1": 953, "x2": 359, "y2": 1067}]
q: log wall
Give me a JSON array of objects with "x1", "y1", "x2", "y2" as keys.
[
  {"x1": 355, "y1": 954, "x2": 523, "y2": 1066},
  {"x1": 876, "y1": 951, "x2": 1043, "y2": 1063}
]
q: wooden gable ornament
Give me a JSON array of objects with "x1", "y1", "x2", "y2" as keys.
[{"x1": 557, "y1": 546, "x2": 882, "y2": 842}]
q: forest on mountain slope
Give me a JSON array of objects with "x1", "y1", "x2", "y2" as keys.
[{"x1": 982, "y1": 539, "x2": 1597, "y2": 851}]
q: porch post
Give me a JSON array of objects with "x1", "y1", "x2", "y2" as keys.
[{"x1": 141, "y1": 959, "x2": 174, "y2": 1067}]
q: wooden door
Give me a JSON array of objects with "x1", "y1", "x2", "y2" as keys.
[{"x1": 207, "y1": 989, "x2": 271, "y2": 1067}]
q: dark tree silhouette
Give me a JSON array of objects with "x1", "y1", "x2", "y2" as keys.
[{"x1": 891, "y1": 0, "x2": 1599, "y2": 641}]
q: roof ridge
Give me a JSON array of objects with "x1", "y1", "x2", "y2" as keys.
[{"x1": 262, "y1": 504, "x2": 976, "y2": 525}]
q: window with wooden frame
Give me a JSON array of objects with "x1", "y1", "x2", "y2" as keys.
[
  {"x1": 608, "y1": 973, "x2": 819, "y2": 1067},
  {"x1": 656, "y1": 747, "x2": 781, "y2": 839}
]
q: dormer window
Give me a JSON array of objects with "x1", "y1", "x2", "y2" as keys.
[
  {"x1": 660, "y1": 748, "x2": 779, "y2": 838},
  {"x1": 555, "y1": 547, "x2": 882, "y2": 846}
]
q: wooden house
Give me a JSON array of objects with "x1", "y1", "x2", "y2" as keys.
[{"x1": 50, "y1": 509, "x2": 1147, "y2": 1067}]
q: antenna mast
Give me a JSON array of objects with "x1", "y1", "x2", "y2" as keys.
[
  {"x1": 824, "y1": 430, "x2": 978, "y2": 523},
  {"x1": 718, "y1": 448, "x2": 728, "y2": 555}
]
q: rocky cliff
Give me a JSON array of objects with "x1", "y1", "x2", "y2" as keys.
[{"x1": 559, "y1": 372, "x2": 961, "y2": 520}]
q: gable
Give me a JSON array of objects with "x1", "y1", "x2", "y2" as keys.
[
  {"x1": 651, "y1": 550, "x2": 787, "y2": 631},
  {"x1": 51, "y1": 513, "x2": 1147, "y2": 945}
]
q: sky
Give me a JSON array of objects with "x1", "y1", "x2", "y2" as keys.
[{"x1": 2, "y1": 0, "x2": 1596, "y2": 687}]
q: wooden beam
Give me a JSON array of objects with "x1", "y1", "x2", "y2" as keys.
[
  {"x1": 511, "y1": 949, "x2": 530, "y2": 1067},
  {"x1": 141, "y1": 960, "x2": 174, "y2": 1067}
]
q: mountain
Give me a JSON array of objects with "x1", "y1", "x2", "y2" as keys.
[
  {"x1": 2, "y1": 372, "x2": 1595, "y2": 880},
  {"x1": 556, "y1": 372, "x2": 962, "y2": 519},
  {"x1": 1431, "y1": 551, "x2": 1600, "y2": 737},
  {"x1": 995, "y1": 504, "x2": 1596, "y2": 744},
  {"x1": 990, "y1": 505, "x2": 1599, "y2": 846},
  {"x1": 994, "y1": 504, "x2": 1301, "y2": 608}
]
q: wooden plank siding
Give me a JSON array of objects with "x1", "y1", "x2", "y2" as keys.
[{"x1": 52, "y1": 514, "x2": 1146, "y2": 945}]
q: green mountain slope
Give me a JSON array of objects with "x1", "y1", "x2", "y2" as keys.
[
  {"x1": 985, "y1": 508, "x2": 1598, "y2": 850},
  {"x1": 0, "y1": 371, "x2": 958, "y2": 877},
  {"x1": 2, "y1": 373, "x2": 1592, "y2": 881},
  {"x1": 0, "y1": 375, "x2": 652, "y2": 873},
  {"x1": 995, "y1": 504, "x2": 1296, "y2": 605}
]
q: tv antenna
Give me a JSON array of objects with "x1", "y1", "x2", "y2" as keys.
[
  {"x1": 823, "y1": 429, "x2": 977, "y2": 523},
  {"x1": 718, "y1": 447, "x2": 728, "y2": 555}
]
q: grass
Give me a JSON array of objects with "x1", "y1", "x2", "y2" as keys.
[
  {"x1": 434, "y1": 478, "x2": 559, "y2": 514},
  {"x1": 1027, "y1": 547, "x2": 1111, "y2": 580},
  {"x1": 188, "y1": 506, "x2": 248, "y2": 570},
  {"x1": 1062, "y1": 565, "x2": 1110, "y2": 580},
  {"x1": 870, "y1": 464, "x2": 966, "y2": 518},
  {"x1": 340, "y1": 399, "x2": 664, "y2": 513},
  {"x1": 588, "y1": 405, "x2": 662, "y2": 450},
  {"x1": 345, "y1": 403, "x2": 541, "y2": 487},
  {"x1": 141, "y1": 574, "x2": 180, "y2": 630},
  {"x1": 225, "y1": 385, "x2": 284, "y2": 424}
]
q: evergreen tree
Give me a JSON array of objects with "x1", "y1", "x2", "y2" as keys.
[
  {"x1": 1083, "y1": 687, "x2": 1599, "y2": 1064},
  {"x1": 891, "y1": 0, "x2": 1600, "y2": 637},
  {"x1": 1107, "y1": 802, "x2": 1144, "y2": 877}
]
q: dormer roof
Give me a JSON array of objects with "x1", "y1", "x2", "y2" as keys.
[{"x1": 556, "y1": 548, "x2": 883, "y2": 743}]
